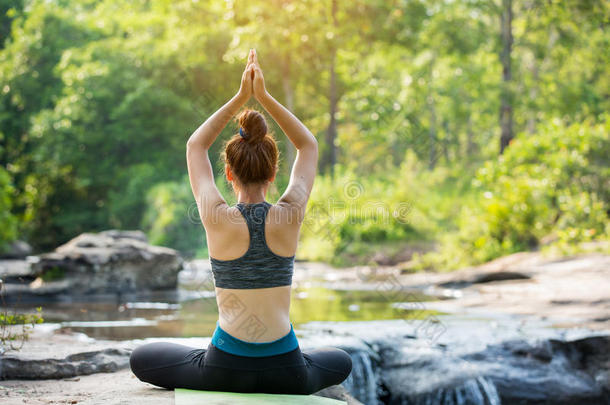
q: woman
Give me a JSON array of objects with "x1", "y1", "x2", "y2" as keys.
[{"x1": 129, "y1": 49, "x2": 353, "y2": 395}]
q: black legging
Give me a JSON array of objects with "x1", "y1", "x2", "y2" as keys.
[{"x1": 130, "y1": 341, "x2": 353, "y2": 395}]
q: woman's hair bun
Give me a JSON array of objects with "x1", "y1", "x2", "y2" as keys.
[
  {"x1": 223, "y1": 108, "x2": 278, "y2": 185},
  {"x1": 238, "y1": 109, "x2": 268, "y2": 143}
]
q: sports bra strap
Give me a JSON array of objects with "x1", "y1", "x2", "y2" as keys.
[{"x1": 236, "y1": 201, "x2": 271, "y2": 251}]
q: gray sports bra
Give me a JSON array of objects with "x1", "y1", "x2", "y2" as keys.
[{"x1": 209, "y1": 201, "x2": 295, "y2": 289}]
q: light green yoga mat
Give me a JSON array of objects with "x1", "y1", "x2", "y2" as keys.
[{"x1": 175, "y1": 388, "x2": 347, "y2": 404}]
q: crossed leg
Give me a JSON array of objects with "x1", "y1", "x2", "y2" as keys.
[
  {"x1": 302, "y1": 347, "x2": 353, "y2": 394},
  {"x1": 130, "y1": 342, "x2": 352, "y2": 395}
]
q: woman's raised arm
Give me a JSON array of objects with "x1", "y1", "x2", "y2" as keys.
[
  {"x1": 251, "y1": 50, "x2": 318, "y2": 216},
  {"x1": 186, "y1": 54, "x2": 255, "y2": 219}
]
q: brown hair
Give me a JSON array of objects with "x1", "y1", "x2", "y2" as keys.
[{"x1": 222, "y1": 109, "x2": 279, "y2": 186}]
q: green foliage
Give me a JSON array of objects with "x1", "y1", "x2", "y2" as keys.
[
  {"x1": 0, "y1": 0, "x2": 608, "y2": 267},
  {"x1": 0, "y1": 0, "x2": 23, "y2": 49},
  {"x1": 476, "y1": 118, "x2": 609, "y2": 244},
  {"x1": 299, "y1": 158, "x2": 447, "y2": 266},
  {"x1": 142, "y1": 178, "x2": 205, "y2": 258},
  {"x1": 40, "y1": 266, "x2": 65, "y2": 281},
  {"x1": 0, "y1": 167, "x2": 17, "y2": 251},
  {"x1": 413, "y1": 118, "x2": 610, "y2": 270},
  {"x1": 0, "y1": 304, "x2": 43, "y2": 353}
]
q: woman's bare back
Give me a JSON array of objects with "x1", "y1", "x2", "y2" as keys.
[{"x1": 207, "y1": 202, "x2": 302, "y2": 342}]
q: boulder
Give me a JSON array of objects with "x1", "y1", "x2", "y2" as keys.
[{"x1": 3, "y1": 230, "x2": 183, "y2": 300}]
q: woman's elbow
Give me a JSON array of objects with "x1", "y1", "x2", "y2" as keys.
[
  {"x1": 305, "y1": 138, "x2": 318, "y2": 154},
  {"x1": 186, "y1": 138, "x2": 206, "y2": 152},
  {"x1": 186, "y1": 141, "x2": 209, "y2": 161},
  {"x1": 299, "y1": 134, "x2": 318, "y2": 152}
]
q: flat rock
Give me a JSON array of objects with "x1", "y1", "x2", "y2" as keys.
[
  {"x1": 0, "y1": 369, "x2": 362, "y2": 405},
  {"x1": 0, "y1": 324, "x2": 135, "y2": 380},
  {"x1": 1, "y1": 347, "x2": 131, "y2": 380},
  {"x1": 0, "y1": 369, "x2": 172, "y2": 405}
]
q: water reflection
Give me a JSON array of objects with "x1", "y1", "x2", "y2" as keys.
[{"x1": 14, "y1": 285, "x2": 441, "y2": 340}]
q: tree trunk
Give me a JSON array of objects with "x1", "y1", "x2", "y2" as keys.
[
  {"x1": 527, "y1": 28, "x2": 558, "y2": 135},
  {"x1": 466, "y1": 115, "x2": 476, "y2": 157},
  {"x1": 428, "y1": 96, "x2": 437, "y2": 170},
  {"x1": 442, "y1": 119, "x2": 450, "y2": 164},
  {"x1": 499, "y1": 0, "x2": 513, "y2": 154},
  {"x1": 323, "y1": 0, "x2": 338, "y2": 177},
  {"x1": 281, "y1": 54, "x2": 296, "y2": 173},
  {"x1": 326, "y1": 53, "x2": 337, "y2": 176},
  {"x1": 527, "y1": 61, "x2": 538, "y2": 135}
]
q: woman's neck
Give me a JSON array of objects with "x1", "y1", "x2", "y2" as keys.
[
  {"x1": 233, "y1": 179, "x2": 272, "y2": 204},
  {"x1": 237, "y1": 191, "x2": 266, "y2": 204}
]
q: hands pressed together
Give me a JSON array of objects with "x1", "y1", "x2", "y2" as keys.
[{"x1": 238, "y1": 48, "x2": 267, "y2": 103}]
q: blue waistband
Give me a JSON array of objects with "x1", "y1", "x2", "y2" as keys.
[{"x1": 211, "y1": 320, "x2": 299, "y2": 357}]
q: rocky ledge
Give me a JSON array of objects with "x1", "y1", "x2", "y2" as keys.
[
  {"x1": 299, "y1": 319, "x2": 610, "y2": 405},
  {"x1": 0, "y1": 325, "x2": 362, "y2": 404}
]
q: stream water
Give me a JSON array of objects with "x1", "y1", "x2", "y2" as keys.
[{"x1": 12, "y1": 271, "x2": 441, "y2": 341}]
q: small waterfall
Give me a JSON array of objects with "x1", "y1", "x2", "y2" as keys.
[
  {"x1": 342, "y1": 350, "x2": 381, "y2": 405},
  {"x1": 340, "y1": 348, "x2": 501, "y2": 405},
  {"x1": 476, "y1": 377, "x2": 500, "y2": 405},
  {"x1": 398, "y1": 376, "x2": 501, "y2": 405}
]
